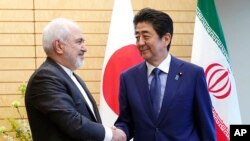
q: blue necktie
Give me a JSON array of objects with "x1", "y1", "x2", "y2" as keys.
[{"x1": 150, "y1": 68, "x2": 162, "y2": 117}]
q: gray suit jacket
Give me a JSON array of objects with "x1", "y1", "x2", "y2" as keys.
[{"x1": 25, "y1": 57, "x2": 105, "y2": 141}]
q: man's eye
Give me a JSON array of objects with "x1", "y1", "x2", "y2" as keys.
[
  {"x1": 143, "y1": 36, "x2": 150, "y2": 39},
  {"x1": 135, "y1": 36, "x2": 140, "y2": 41},
  {"x1": 76, "y1": 39, "x2": 84, "y2": 44}
]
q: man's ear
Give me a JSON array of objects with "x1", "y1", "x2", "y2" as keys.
[
  {"x1": 162, "y1": 33, "x2": 171, "y2": 48},
  {"x1": 52, "y1": 40, "x2": 64, "y2": 54}
]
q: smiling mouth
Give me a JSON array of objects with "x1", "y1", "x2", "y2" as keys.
[{"x1": 140, "y1": 48, "x2": 150, "y2": 53}]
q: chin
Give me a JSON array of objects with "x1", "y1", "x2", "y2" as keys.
[
  {"x1": 75, "y1": 60, "x2": 84, "y2": 69},
  {"x1": 141, "y1": 53, "x2": 152, "y2": 60}
]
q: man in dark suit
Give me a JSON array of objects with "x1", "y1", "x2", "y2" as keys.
[
  {"x1": 25, "y1": 18, "x2": 126, "y2": 141},
  {"x1": 115, "y1": 8, "x2": 216, "y2": 141}
]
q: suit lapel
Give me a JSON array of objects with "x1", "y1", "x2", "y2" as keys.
[
  {"x1": 158, "y1": 56, "x2": 184, "y2": 123},
  {"x1": 136, "y1": 62, "x2": 158, "y2": 122},
  {"x1": 74, "y1": 74, "x2": 102, "y2": 123},
  {"x1": 45, "y1": 58, "x2": 100, "y2": 122}
]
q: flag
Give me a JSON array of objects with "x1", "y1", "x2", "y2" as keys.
[
  {"x1": 99, "y1": 0, "x2": 143, "y2": 127},
  {"x1": 191, "y1": 0, "x2": 241, "y2": 140}
]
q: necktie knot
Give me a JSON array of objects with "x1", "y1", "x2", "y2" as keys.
[{"x1": 152, "y1": 68, "x2": 161, "y2": 76}]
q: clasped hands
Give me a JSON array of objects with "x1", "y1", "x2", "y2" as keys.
[{"x1": 111, "y1": 126, "x2": 126, "y2": 141}]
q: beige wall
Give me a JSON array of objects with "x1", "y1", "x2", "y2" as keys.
[{"x1": 0, "y1": 0, "x2": 196, "y2": 139}]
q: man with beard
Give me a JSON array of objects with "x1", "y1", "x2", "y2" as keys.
[{"x1": 25, "y1": 18, "x2": 126, "y2": 141}]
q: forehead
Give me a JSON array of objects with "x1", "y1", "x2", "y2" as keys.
[
  {"x1": 135, "y1": 22, "x2": 155, "y2": 34},
  {"x1": 68, "y1": 27, "x2": 84, "y2": 39}
]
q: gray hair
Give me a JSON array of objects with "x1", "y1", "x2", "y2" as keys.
[{"x1": 42, "y1": 18, "x2": 80, "y2": 54}]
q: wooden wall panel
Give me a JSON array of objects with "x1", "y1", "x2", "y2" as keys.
[
  {"x1": 0, "y1": 34, "x2": 34, "y2": 45},
  {"x1": 34, "y1": 0, "x2": 113, "y2": 10},
  {"x1": 0, "y1": 107, "x2": 27, "y2": 119},
  {"x1": 175, "y1": 23, "x2": 194, "y2": 33},
  {"x1": 172, "y1": 34, "x2": 193, "y2": 46},
  {"x1": 34, "y1": 10, "x2": 195, "y2": 23},
  {"x1": 75, "y1": 70, "x2": 102, "y2": 81},
  {"x1": 35, "y1": 46, "x2": 46, "y2": 57},
  {"x1": 35, "y1": 22, "x2": 110, "y2": 34},
  {"x1": 0, "y1": 0, "x2": 33, "y2": 9},
  {"x1": 0, "y1": 83, "x2": 25, "y2": 95},
  {"x1": 35, "y1": 10, "x2": 112, "y2": 22},
  {"x1": 171, "y1": 46, "x2": 192, "y2": 57},
  {"x1": 85, "y1": 82, "x2": 101, "y2": 93},
  {"x1": 0, "y1": 46, "x2": 35, "y2": 57},
  {"x1": 0, "y1": 22, "x2": 34, "y2": 33},
  {"x1": 0, "y1": 58, "x2": 35, "y2": 70},
  {"x1": 92, "y1": 94, "x2": 100, "y2": 104},
  {"x1": 0, "y1": 1, "x2": 197, "y2": 139},
  {"x1": 132, "y1": 0, "x2": 196, "y2": 10},
  {"x1": 0, "y1": 120, "x2": 15, "y2": 130},
  {"x1": 168, "y1": 11, "x2": 196, "y2": 23},
  {"x1": 83, "y1": 58, "x2": 104, "y2": 69},
  {"x1": 0, "y1": 10, "x2": 33, "y2": 21},
  {"x1": 84, "y1": 46, "x2": 106, "y2": 57},
  {"x1": 0, "y1": 95, "x2": 25, "y2": 107},
  {"x1": 35, "y1": 57, "x2": 45, "y2": 68},
  {"x1": 0, "y1": 71, "x2": 34, "y2": 82}
]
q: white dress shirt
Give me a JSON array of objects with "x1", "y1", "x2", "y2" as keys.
[{"x1": 146, "y1": 54, "x2": 171, "y2": 111}]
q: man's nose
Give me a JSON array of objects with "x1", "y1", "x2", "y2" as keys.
[
  {"x1": 81, "y1": 44, "x2": 87, "y2": 52},
  {"x1": 137, "y1": 37, "x2": 146, "y2": 46}
]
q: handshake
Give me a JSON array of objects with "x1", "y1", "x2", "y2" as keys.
[{"x1": 111, "y1": 126, "x2": 126, "y2": 141}]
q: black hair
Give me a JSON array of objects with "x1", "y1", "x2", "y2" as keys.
[{"x1": 133, "y1": 8, "x2": 173, "y2": 50}]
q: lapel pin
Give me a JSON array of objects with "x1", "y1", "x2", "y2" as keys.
[{"x1": 175, "y1": 72, "x2": 183, "y2": 80}]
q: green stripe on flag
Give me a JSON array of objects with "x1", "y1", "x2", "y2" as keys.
[{"x1": 197, "y1": 0, "x2": 231, "y2": 65}]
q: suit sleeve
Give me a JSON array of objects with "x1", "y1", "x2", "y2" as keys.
[
  {"x1": 194, "y1": 68, "x2": 216, "y2": 141},
  {"x1": 27, "y1": 69, "x2": 105, "y2": 141},
  {"x1": 115, "y1": 73, "x2": 134, "y2": 140}
]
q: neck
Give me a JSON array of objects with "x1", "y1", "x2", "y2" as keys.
[{"x1": 148, "y1": 53, "x2": 168, "y2": 67}]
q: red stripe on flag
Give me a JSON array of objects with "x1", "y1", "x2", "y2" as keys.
[
  {"x1": 215, "y1": 122, "x2": 228, "y2": 141},
  {"x1": 213, "y1": 108, "x2": 229, "y2": 141}
]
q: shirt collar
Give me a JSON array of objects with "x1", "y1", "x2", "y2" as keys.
[
  {"x1": 146, "y1": 54, "x2": 171, "y2": 76},
  {"x1": 58, "y1": 63, "x2": 73, "y2": 77}
]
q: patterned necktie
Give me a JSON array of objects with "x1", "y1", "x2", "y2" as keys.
[{"x1": 150, "y1": 68, "x2": 162, "y2": 117}]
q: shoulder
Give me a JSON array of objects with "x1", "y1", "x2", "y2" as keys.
[
  {"x1": 28, "y1": 58, "x2": 68, "y2": 84},
  {"x1": 121, "y1": 61, "x2": 146, "y2": 76},
  {"x1": 172, "y1": 56, "x2": 203, "y2": 71},
  {"x1": 170, "y1": 56, "x2": 205, "y2": 79}
]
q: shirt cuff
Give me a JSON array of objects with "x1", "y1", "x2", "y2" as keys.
[{"x1": 103, "y1": 125, "x2": 113, "y2": 141}]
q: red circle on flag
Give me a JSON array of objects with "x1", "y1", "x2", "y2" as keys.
[
  {"x1": 205, "y1": 63, "x2": 231, "y2": 99},
  {"x1": 103, "y1": 44, "x2": 143, "y2": 114}
]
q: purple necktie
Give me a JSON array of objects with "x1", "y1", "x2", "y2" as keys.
[{"x1": 150, "y1": 68, "x2": 162, "y2": 117}]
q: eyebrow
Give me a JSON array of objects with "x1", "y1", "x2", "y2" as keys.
[
  {"x1": 135, "y1": 30, "x2": 150, "y2": 34},
  {"x1": 76, "y1": 38, "x2": 84, "y2": 42}
]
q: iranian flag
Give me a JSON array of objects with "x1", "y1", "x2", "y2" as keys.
[
  {"x1": 99, "y1": 0, "x2": 143, "y2": 127},
  {"x1": 191, "y1": 0, "x2": 242, "y2": 140}
]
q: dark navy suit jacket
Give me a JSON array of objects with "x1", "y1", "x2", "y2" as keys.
[
  {"x1": 25, "y1": 57, "x2": 105, "y2": 141},
  {"x1": 115, "y1": 56, "x2": 216, "y2": 141}
]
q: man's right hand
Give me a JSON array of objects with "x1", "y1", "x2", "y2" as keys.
[{"x1": 111, "y1": 126, "x2": 126, "y2": 141}]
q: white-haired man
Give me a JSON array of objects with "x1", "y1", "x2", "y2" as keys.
[{"x1": 25, "y1": 18, "x2": 126, "y2": 141}]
